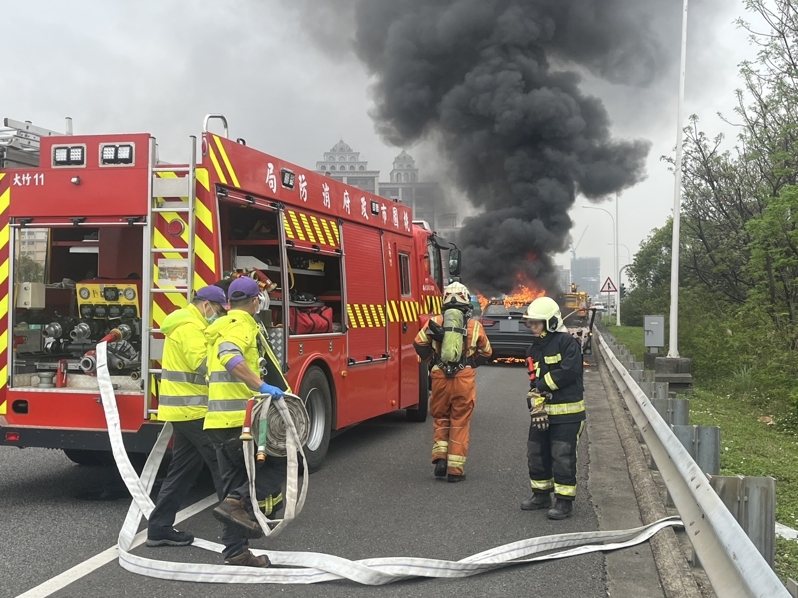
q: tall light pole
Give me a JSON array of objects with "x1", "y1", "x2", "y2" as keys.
[
  {"x1": 668, "y1": 0, "x2": 689, "y2": 358},
  {"x1": 618, "y1": 263, "x2": 632, "y2": 324},
  {"x1": 607, "y1": 242, "x2": 632, "y2": 264},
  {"x1": 615, "y1": 192, "x2": 620, "y2": 326},
  {"x1": 582, "y1": 203, "x2": 618, "y2": 324}
]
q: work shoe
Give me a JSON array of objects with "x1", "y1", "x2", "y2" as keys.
[
  {"x1": 447, "y1": 473, "x2": 466, "y2": 483},
  {"x1": 146, "y1": 527, "x2": 194, "y2": 547},
  {"x1": 520, "y1": 493, "x2": 551, "y2": 511},
  {"x1": 433, "y1": 459, "x2": 447, "y2": 479},
  {"x1": 213, "y1": 497, "x2": 264, "y2": 539},
  {"x1": 224, "y1": 549, "x2": 271, "y2": 568},
  {"x1": 547, "y1": 498, "x2": 574, "y2": 520}
]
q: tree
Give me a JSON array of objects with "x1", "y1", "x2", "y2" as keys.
[{"x1": 621, "y1": 221, "x2": 673, "y2": 326}]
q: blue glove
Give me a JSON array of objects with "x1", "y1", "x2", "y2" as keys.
[{"x1": 259, "y1": 382, "x2": 284, "y2": 399}]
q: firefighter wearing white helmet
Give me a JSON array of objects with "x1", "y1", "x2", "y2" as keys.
[
  {"x1": 442, "y1": 281, "x2": 470, "y2": 306},
  {"x1": 520, "y1": 295, "x2": 585, "y2": 520},
  {"x1": 414, "y1": 282, "x2": 492, "y2": 482}
]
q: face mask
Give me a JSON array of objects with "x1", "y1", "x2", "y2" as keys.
[{"x1": 204, "y1": 304, "x2": 220, "y2": 324}]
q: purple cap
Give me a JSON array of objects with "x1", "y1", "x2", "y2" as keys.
[
  {"x1": 228, "y1": 277, "x2": 260, "y2": 301},
  {"x1": 195, "y1": 285, "x2": 227, "y2": 304}
]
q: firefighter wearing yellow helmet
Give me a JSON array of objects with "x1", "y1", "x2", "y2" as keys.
[
  {"x1": 520, "y1": 296, "x2": 585, "y2": 520},
  {"x1": 413, "y1": 282, "x2": 492, "y2": 482}
]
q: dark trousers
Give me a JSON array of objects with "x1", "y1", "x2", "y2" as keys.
[
  {"x1": 527, "y1": 421, "x2": 584, "y2": 501},
  {"x1": 148, "y1": 418, "x2": 224, "y2": 534},
  {"x1": 207, "y1": 427, "x2": 286, "y2": 558}
]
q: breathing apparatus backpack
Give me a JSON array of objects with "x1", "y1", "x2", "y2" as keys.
[{"x1": 438, "y1": 307, "x2": 468, "y2": 377}]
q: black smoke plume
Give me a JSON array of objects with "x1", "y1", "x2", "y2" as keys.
[{"x1": 352, "y1": 0, "x2": 660, "y2": 294}]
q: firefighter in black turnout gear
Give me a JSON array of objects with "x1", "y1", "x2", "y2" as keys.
[{"x1": 520, "y1": 296, "x2": 585, "y2": 520}]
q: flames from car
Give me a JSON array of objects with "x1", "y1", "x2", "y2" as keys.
[{"x1": 476, "y1": 275, "x2": 546, "y2": 312}]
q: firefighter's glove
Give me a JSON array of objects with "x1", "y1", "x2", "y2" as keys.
[
  {"x1": 427, "y1": 320, "x2": 444, "y2": 342},
  {"x1": 259, "y1": 382, "x2": 284, "y2": 400},
  {"x1": 526, "y1": 388, "x2": 549, "y2": 408},
  {"x1": 529, "y1": 404, "x2": 549, "y2": 431}
]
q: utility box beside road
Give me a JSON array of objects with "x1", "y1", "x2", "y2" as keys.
[{"x1": 644, "y1": 315, "x2": 665, "y2": 369}]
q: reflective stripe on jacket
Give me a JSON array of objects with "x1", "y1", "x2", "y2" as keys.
[
  {"x1": 157, "y1": 303, "x2": 209, "y2": 422},
  {"x1": 526, "y1": 331, "x2": 585, "y2": 423},
  {"x1": 204, "y1": 309, "x2": 261, "y2": 430}
]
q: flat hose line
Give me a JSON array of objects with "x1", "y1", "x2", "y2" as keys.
[{"x1": 95, "y1": 341, "x2": 683, "y2": 585}]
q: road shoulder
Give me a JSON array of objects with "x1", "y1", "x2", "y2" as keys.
[{"x1": 585, "y1": 362, "x2": 665, "y2": 597}]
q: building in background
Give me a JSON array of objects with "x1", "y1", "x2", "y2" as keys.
[
  {"x1": 378, "y1": 150, "x2": 460, "y2": 241},
  {"x1": 555, "y1": 266, "x2": 571, "y2": 292},
  {"x1": 316, "y1": 142, "x2": 461, "y2": 241},
  {"x1": 570, "y1": 256, "x2": 600, "y2": 297},
  {"x1": 315, "y1": 140, "x2": 380, "y2": 193}
]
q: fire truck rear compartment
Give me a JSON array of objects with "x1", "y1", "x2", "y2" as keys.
[{"x1": 11, "y1": 224, "x2": 144, "y2": 392}]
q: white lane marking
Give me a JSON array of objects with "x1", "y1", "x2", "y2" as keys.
[{"x1": 16, "y1": 494, "x2": 217, "y2": 598}]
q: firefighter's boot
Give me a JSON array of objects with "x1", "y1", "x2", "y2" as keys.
[
  {"x1": 225, "y1": 549, "x2": 270, "y2": 568},
  {"x1": 547, "y1": 498, "x2": 574, "y2": 520},
  {"x1": 433, "y1": 459, "x2": 447, "y2": 479},
  {"x1": 520, "y1": 493, "x2": 551, "y2": 511},
  {"x1": 213, "y1": 497, "x2": 263, "y2": 539}
]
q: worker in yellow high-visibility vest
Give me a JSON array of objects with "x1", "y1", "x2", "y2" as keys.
[
  {"x1": 204, "y1": 276, "x2": 289, "y2": 568},
  {"x1": 146, "y1": 285, "x2": 227, "y2": 547}
]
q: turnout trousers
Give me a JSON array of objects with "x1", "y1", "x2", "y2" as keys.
[
  {"x1": 148, "y1": 418, "x2": 224, "y2": 535},
  {"x1": 207, "y1": 428, "x2": 286, "y2": 559},
  {"x1": 430, "y1": 368, "x2": 477, "y2": 476},
  {"x1": 527, "y1": 421, "x2": 584, "y2": 501}
]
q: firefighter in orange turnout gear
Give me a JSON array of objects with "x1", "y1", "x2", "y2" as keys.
[{"x1": 414, "y1": 282, "x2": 492, "y2": 482}]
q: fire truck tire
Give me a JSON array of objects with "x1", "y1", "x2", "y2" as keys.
[
  {"x1": 406, "y1": 365, "x2": 430, "y2": 422},
  {"x1": 299, "y1": 366, "x2": 332, "y2": 472}
]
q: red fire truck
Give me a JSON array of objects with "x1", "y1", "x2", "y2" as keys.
[{"x1": 0, "y1": 115, "x2": 458, "y2": 470}]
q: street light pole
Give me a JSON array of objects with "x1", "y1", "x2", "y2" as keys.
[
  {"x1": 582, "y1": 204, "x2": 617, "y2": 321},
  {"x1": 619, "y1": 263, "x2": 631, "y2": 323},
  {"x1": 607, "y1": 242, "x2": 632, "y2": 263},
  {"x1": 615, "y1": 193, "x2": 621, "y2": 326},
  {"x1": 668, "y1": 0, "x2": 689, "y2": 358}
]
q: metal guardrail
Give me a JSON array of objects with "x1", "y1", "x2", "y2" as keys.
[{"x1": 598, "y1": 332, "x2": 788, "y2": 598}]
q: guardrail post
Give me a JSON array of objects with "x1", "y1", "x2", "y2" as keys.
[
  {"x1": 653, "y1": 382, "x2": 668, "y2": 401},
  {"x1": 652, "y1": 398, "x2": 690, "y2": 427},
  {"x1": 647, "y1": 400, "x2": 692, "y2": 473},
  {"x1": 709, "y1": 475, "x2": 776, "y2": 566},
  {"x1": 672, "y1": 425, "x2": 720, "y2": 474}
]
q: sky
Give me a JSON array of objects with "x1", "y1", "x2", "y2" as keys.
[{"x1": 2, "y1": 0, "x2": 756, "y2": 289}]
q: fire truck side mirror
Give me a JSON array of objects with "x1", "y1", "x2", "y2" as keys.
[{"x1": 448, "y1": 247, "x2": 461, "y2": 277}]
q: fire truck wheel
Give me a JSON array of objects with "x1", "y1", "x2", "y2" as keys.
[
  {"x1": 299, "y1": 366, "x2": 332, "y2": 472},
  {"x1": 406, "y1": 365, "x2": 430, "y2": 422}
]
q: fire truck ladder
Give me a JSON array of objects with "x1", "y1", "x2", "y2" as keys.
[{"x1": 141, "y1": 135, "x2": 198, "y2": 416}]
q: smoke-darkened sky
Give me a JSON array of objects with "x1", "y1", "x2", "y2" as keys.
[
  {"x1": 351, "y1": 0, "x2": 676, "y2": 293},
  {"x1": 3, "y1": 0, "x2": 752, "y2": 292}
]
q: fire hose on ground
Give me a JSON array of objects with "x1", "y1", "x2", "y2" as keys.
[{"x1": 95, "y1": 340, "x2": 684, "y2": 585}]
